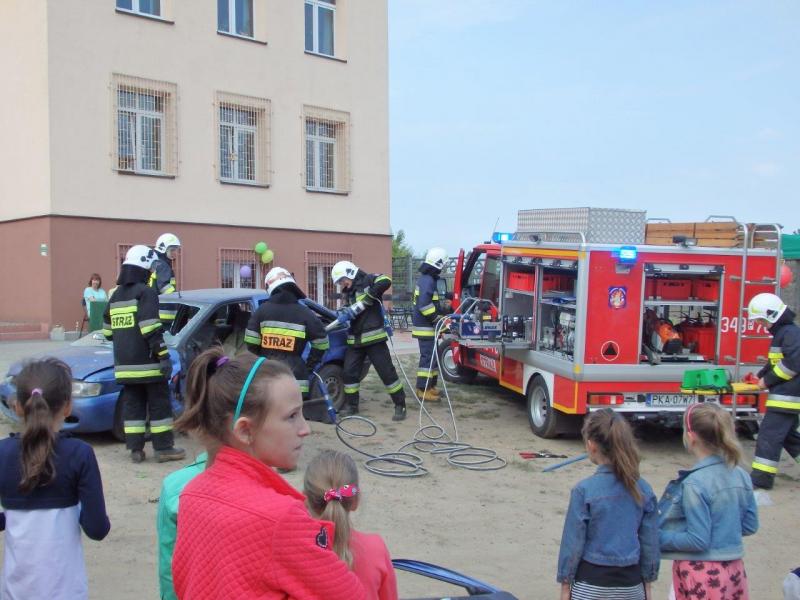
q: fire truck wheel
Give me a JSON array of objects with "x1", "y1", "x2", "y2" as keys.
[
  {"x1": 437, "y1": 337, "x2": 478, "y2": 384},
  {"x1": 527, "y1": 378, "x2": 562, "y2": 438}
]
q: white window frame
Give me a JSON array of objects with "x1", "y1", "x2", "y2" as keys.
[
  {"x1": 220, "y1": 107, "x2": 258, "y2": 184},
  {"x1": 305, "y1": 119, "x2": 336, "y2": 191},
  {"x1": 305, "y1": 0, "x2": 335, "y2": 57},
  {"x1": 118, "y1": 91, "x2": 165, "y2": 175},
  {"x1": 218, "y1": 0, "x2": 254, "y2": 39},
  {"x1": 116, "y1": 0, "x2": 162, "y2": 18}
]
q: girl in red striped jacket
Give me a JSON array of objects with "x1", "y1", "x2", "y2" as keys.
[{"x1": 171, "y1": 348, "x2": 365, "y2": 600}]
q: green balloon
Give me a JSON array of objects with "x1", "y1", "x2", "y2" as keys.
[
  {"x1": 254, "y1": 241, "x2": 268, "y2": 255},
  {"x1": 261, "y1": 249, "x2": 274, "y2": 264}
]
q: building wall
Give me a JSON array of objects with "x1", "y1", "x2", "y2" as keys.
[
  {"x1": 0, "y1": 0, "x2": 52, "y2": 220},
  {"x1": 0, "y1": 218, "x2": 53, "y2": 324},
  {"x1": 44, "y1": 0, "x2": 389, "y2": 236},
  {"x1": 1, "y1": 216, "x2": 390, "y2": 328}
]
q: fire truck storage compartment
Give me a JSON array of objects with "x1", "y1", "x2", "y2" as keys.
[
  {"x1": 501, "y1": 264, "x2": 536, "y2": 346},
  {"x1": 537, "y1": 267, "x2": 577, "y2": 360},
  {"x1": 641, "y1": 263, "x2": 722, "y2": 363}
]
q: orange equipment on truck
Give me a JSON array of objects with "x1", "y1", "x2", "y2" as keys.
[{"x1": 437, "y1": 214, "x2": 782, "y2": 438}]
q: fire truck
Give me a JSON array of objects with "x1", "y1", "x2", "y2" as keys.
[{"x1": 437, "y1": 217, "x2": 784, "y2": 438}]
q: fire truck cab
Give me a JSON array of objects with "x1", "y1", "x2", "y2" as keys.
[{"x1": 439, "y1": 222, "x2": 783, "y2": 438}]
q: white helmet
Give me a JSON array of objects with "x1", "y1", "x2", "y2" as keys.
[
  {"x1": 331, "y1": 260, "x2": 358, "y2": 284},
  {"x1": 265, "y1": 267, "x2": 296, "y2": 296},
  {"x1": 747, "y1": 292, "x2": 787, "y2": 324},
  {"x1": 123, "y1": 245, "x2": 157, "y2": 269},
  {"x1": 155, "y1": 233, "x2": 181, "y2": 254},
  {"x1": 424, "y1": 247, "x2": 448, "y2": 271}
]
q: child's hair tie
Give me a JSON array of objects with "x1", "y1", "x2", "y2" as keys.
[
  {"x1": 215, "y1": 356, "x2": 230, "y2": 368},
  {"x1": 323, "y1": 484, "x2": 359, "y2": 503},
  {"x1": 31, "y1": 388, "x2": 43, "y2": 397}
]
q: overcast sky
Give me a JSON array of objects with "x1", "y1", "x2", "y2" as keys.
[{"x1": 388, "y1": 1, "x2": 800, "y2": 256}]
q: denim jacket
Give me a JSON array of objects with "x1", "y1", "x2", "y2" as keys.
[
  {"x1": 658, "y1": 455, "x2": 759, "y2": 561},
  {"x1": 557, "y1": 465, "x2": 660, "y2": 583}
]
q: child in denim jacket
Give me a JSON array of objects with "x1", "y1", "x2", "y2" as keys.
[
  {"x1": 557, "y1": 409, "x2": 660, "y2": 600},
  {"x1": 659, "y1": 402, "x2": 758, "y2": 600}
]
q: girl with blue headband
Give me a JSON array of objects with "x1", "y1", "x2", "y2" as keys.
[{"x1": 171, "y1": 347, "x2": 366, "y2": 600}]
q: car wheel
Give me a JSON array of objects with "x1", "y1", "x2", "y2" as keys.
[
  {"x1": 310, "y1": 363, "x2": 346, "y2": 411},
  {"x1": 527, "y1": 377, "x2": 562, "y2": 439},
  {"x1": 112, "y1": 396, "x2": 125, "y2": 443},
  {"x1": 437, "y1": 337, "x2": 477, "y2": 384}
]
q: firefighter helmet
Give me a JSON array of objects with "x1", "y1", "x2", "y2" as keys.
[
  {"x1": 155, "y1": 233, "x2": 181, "y2": 254},
  {"x1": 123, "y1": 245, "x2": 157, "y2": 269},
  {"x1": 747, "y1": 292, "x2": 787, "y2": 324},
  {"x1": 265, "y1": 267, "x2": 297, "y2": 296},
  {"x1": 331, "y1": 261, "x2": 358, "y2": 284},
  {"x1": 424, "y1": 247, "x2": 448, "y2": 271}
]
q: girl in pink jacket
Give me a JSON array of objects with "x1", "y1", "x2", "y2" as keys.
[
  {"x1": 304, "y1": 450, "x2": 398, "y2": 600},
  {"x1": 171, "y1": 348, "x2": 365, "y2": 600}
]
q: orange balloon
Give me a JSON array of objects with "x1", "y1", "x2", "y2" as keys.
[{"x1": 780, "y1": 264, "x2": 793, "y2": 288}]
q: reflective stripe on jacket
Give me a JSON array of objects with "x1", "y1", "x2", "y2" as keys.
[
  {"x1": 761, "y1": 312, "x2": 800, "y2": 412},
  {"x1": 411, "y1": 271, "x2": 442, "y2": 339}
]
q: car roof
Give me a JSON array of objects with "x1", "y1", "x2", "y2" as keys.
[{"x1": 159, "y1": 288, "x2": 268, "y2": 303}]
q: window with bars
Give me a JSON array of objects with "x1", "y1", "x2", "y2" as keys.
[
  {"x1": 303, "y1": 106, "x2": 350, "y2": 193},
  {"x1": 216, "y1": 93, "x2": 271, "y2": 186},
  {"x1": 116, "y1": 0, "x2": 161, "y2": 17},
  {"x1": 112, "y1": 74, "x2": 177, "y2": 176},
  {"x1": 304, "y1": 0, "x2": 335, "y2": 56},
  {"x1": 116, "y1": 243, "x2": 183, "y2": 289},
  {"x1": 219, "y1": 248, "x2": 271, "y2": 289},
  {"x1": 218, "y1": 0, "x2": 253, "y2": 38},
  {"x1": 306, "y1": 251, "x2": 352, "y2": 308}
]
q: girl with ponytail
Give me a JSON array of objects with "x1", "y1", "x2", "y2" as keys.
[
  {"x1": 557, "y1": 408, "x2": 659, "y2": 600},
  {"x1": 0, "y1": 358, "x2": 110, "y2": 600},
  {"x1": 304, "y1": 450, "x2": 398, "y2": 600},
  {"x1": 171, "y1": 348, "x2": 367, "y2": 600},
  {"x1": 659, "y1": 402, "x2": 759, "y2": 600}
]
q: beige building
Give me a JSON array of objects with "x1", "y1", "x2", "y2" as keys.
[{"x1": 0, "y1": 0, "x2": 390, "y2": 330}]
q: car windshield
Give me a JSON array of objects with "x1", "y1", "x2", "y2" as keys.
[{"x1": 70, "y1": 301, "x2": 205, "y2": 348}]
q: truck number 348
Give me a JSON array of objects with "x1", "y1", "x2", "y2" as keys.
[{"x1": 718, "y1": 317, "x2": 768, "y2": 335}]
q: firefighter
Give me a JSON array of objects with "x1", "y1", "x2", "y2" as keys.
[
  {"x1": 150, "y1": 233, "x2": 181, "y2": 324},
  {"x1": 331, "y1": 260, "x2": 406, "y2": 421},
  {"x1": 412, "y1": 247, "x2": 449, "y2": 401},
  {"x1": 747, "y1": 292, "x2": 800, "y2": 489},
  {"x1": 244, "y1": 267, "x2": 329, "y2": 402},
  {"x1": 102, "y1": 245, "x2": 185, "y2": 464}
]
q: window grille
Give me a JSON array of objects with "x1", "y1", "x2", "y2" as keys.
[
  {"x1": 219, "y1": 248, "x2": 271, "y2": 289},
  {"x1": 115, "y1": 242, "x2": 183, "y2": 289},
  {"x1": 303, "y1": 106, "x2": 350, "y2": 193},
  {"x1": 304, "y1": 0, "x2": 335, "y2": 56},
  {"x1": 116, "y1": 0, "x2": 161, "y2": 17},
  {"x1": 111, "y1": 74, "x2": 178, "y2": 176},
  {"x1": 305, "y1": 251, "x2": 352, "y2": 308},
  {"x1": 215, "y1": 92, "x2": 271, "y2": 186},
  {"x1": 218, "y1": 0, "x2": 254, "y2": 38}
]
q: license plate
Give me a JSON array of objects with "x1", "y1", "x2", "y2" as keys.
[{"x1": 647, "y1": 394, "x2": 695, "y2": 407}]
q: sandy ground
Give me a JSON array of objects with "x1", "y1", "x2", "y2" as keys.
[{"x1": 1, "y1": 339, "x2": 799, "y2": 599}]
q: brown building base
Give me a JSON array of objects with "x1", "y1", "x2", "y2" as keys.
[{"x1": 0, "y1": 215, "x2": 392, "y2": 330}]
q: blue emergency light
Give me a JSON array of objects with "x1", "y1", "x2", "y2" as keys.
[
  {"x1": 492, "y1": 232, "x2": 512, "y2": 243},
  {"x1": 615, "y1": 246, "x2": 638, "y2": 264}
]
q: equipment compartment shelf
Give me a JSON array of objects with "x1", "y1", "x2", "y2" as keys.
[
  {"x1": 504, "y1": 289, "x2": 536, "y2": 297},
  {"x1": 540, "y1": 299, "x2": 577, "y2": 309},
  {"x1": 643, "y1": 300, "x2": 719, "y2": 307}
]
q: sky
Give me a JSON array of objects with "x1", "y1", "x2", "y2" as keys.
[{"x1": 388, "y1": 1, "x2": 800, "y2": 256}]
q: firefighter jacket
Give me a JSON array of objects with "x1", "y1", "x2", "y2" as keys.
[
  {"x1": 411, "y1": 264, "x2": 444, "y2": 339},
  {"x1": 149, "y1": 253, "x2": 177, "y2": 295},
  {"x1": 102, "y1": 265, "x2": 169, "y2": 385},
  {"x1": 758, "y1": 308, "x2": 800, "y2": 412},
  {"x1": 341, "y1": 270, "x2": 392, "y2": 348},
  {"x1": 244, "y1": 286, "x2": 329, "y2": 381}
]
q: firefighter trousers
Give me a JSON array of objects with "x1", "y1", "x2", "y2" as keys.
[
  {"x1": 751, "y1": 409, "x2": 800, "y2": 488},
  {"x1": 343, "y1": 342, "x2": 405, "y2": 409},
  {"x1": 416, "y1": 338, "x2": 439, "y2": 390},
  {"x1": 122, "y1": 381, "x2": 175, "y2": 452}
]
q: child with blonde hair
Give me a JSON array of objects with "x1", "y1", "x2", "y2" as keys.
[
  {"x1": 659, "y1": 402, "x2": 759, "y2": 599},
  {"x1": 304, "y1": 450, "x2": 398, "y2": 600}
]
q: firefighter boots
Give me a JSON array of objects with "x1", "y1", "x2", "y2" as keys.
[
  {"x1": 339, "y1": 402, "x2": 359, "y2": 418},
  {"x1": 393, "y1": 403, "x2": 407, "y2": 422},
  {"x1": 155, "y1": 447, "x2": 186, "y2": 463},
  {"x1": 416, "y1": 387, "x2": 441, "y2": 402},
  {"x1": 130, "y1": 450, "x2": 146, "y2": 464}
]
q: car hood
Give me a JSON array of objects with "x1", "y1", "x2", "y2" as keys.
[{"x1": 7, "y1": 345, "x2": 116, "y2": 380}]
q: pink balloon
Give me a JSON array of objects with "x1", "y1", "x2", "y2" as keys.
[
  {"x1": 780, "y1": 264, "x2": 793, "y2": 288},
  {"x1": 240, "y1": 265, "x2": 252, "y2": 279}
]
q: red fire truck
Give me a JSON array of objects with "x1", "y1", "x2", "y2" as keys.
[{"x1": 438, "y1": 221, "x2": 783, "y2": 438}]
